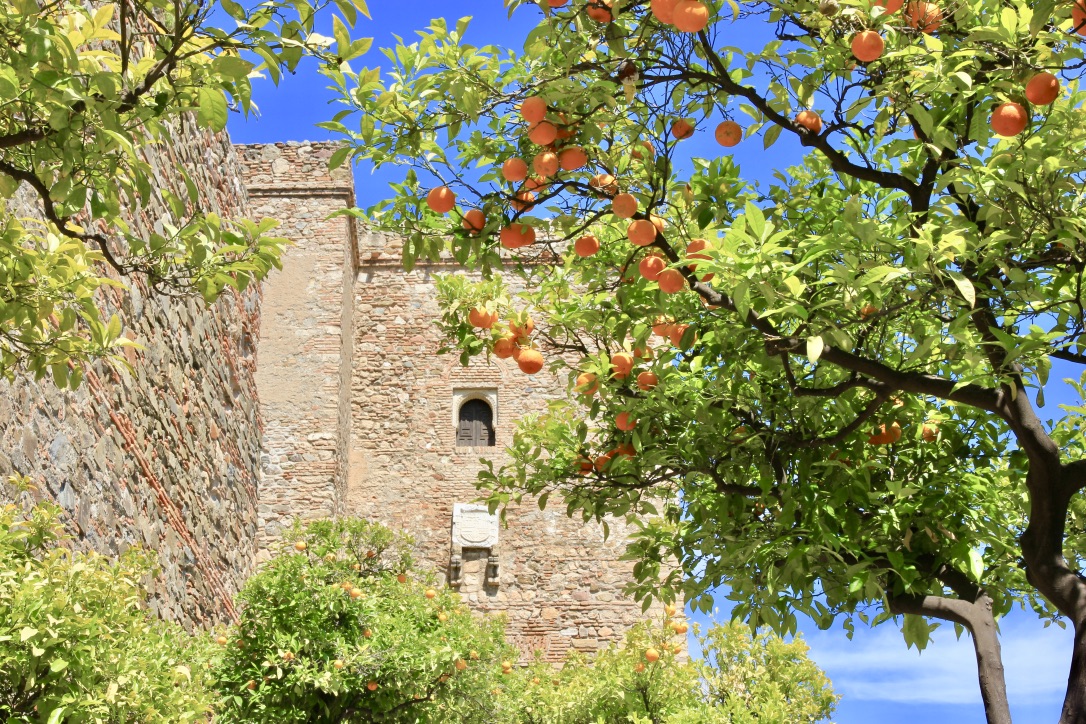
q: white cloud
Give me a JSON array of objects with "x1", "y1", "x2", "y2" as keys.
[{"x1": 800, "y1": 612, "x2": 1071, "y2": 706}]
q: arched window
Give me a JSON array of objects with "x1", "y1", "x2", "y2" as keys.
[{"x1": 457, "y1": 399, "x2": 495, "y2": 447}]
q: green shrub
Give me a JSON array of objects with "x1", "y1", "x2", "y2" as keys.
[
  {"x1": 0, "y1": 478, "x2": 215, "y2": 723},
  {"x1": 212, "y1": 518, "x2": 514, "y2": 723}
]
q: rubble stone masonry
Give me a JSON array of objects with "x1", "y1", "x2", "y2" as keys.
[{"x1": 0, "y1": 128, "x2": 263, "y2": 626}]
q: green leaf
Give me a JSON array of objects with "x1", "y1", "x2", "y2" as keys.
[
  {"x1": 806, "y1": 336, "x2": 824, "y2": 362},
  {"x1": 197, "y1": 87, "x2": 228, "y2": 132},
  {"x1": 947, "y1": 271, "x2": 976, "y2": 308},
  {"x1": 49, "y1": 658, "x2": 68, "y2": 673},
  {"x1": 20, "y1": 627, "x2": 37, "y2": 642}
]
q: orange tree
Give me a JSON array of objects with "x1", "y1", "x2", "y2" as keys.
[
  {"x1": 0, "y1": 477, "x2": 216, "y2": 722},
  {"x1": 211, "y1": 518, "x2": 512, "y2": 723},
  {"x1": 495, "y1": 617, "x2": 837, "y2": 723},
  {"x1": 325, "y1": 1, "x2": 1086, "y2": 721}
]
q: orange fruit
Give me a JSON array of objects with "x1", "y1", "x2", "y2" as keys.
[
  {"x1": 524, "y1": 176, "x2": 548, "y2": 192},
  {"x1": 294, "y1": 541, "x2": 307, "y2": 551},
  {"x1": 520, "y1": 96, "x2": 547, "y2": 123},
  {"x1": 246, "y1": 679, "x2": 257, "y2": 690},
  {"x1": 493, "y1": 336, "x2": 517, "y2": 359},
  {"x1": 548, "y1": 0, "x2": 568, "y2": 5},
  {"x1": 350, "y1": 588, "x2": 362, "y2": 598},
  {"x1": 437, "y1": 612, "x2": 449, "y2": 622},
  {"x1": 628, "y1": 219, "x2": 658, "y2": 246},
  {"x1": 639, "y1": 254, "x2": 667, "y2": 281},
  {"x1": 616, "y1": 412, "x2": 637, "y2": 431},
  {"x1": 333, "y1": 659, "x2": 345, "y2": 670},
  {"x1": 665, "y1": 603, "x2": 678, "y2": 616},
  {"x1": 633, "y1": 345, "x2": 653, "y2": 360},
  {"x1": 868, "y1": 421, "x2": 903, "y2": 445},
  {"x1": 425, "y1": 588, "x2": 437, "y2": 599},
  {"x1": 714, "y1": 120, "x2": 742, "y2": 147},
  {"x1": 657, "y1": 268, "x2": 686, "y2": 294},
  {"x1": 576, "y1": 456, "x2": 594, "y2": 475},
  {"x1": 851, "y1": 31, "x2": 885, "y2": 62},
  {"x1": 509, "y1": 317, "x2": 535, "y2": 338},
  {"x1": 1025, "y1": 72, "x2": 1059, "y2": 105},
  {"x1": 612, "y1": 193, "x2": 639, "y2": 218},
  {"x1": 586, "y1": 0, "x2": 614, "y2": 21},
  {"x1": 528, "y1": 121, "x2": 558, "y2": 145},
  {"x1": 1074, "y1": 0, "x2": 1086, "y2": 35},
  {"x1": 631, "y1": 139, "x2": 655, "y2": 160},
  {"x1": 650, "y1": 214, "x2": 666, "y2": 234},
  {"x1": 671, "y1": 118, "x2": 695, "y2": 139},
  {"x1": 668, "y1": 323, "x2": 691, "y2": 347},
  {"x1": 558, "y1": 147, "x2": 588, "y2": 170},
  {"x1": 673, "y1": 0, "x2": 710, "y2": 32},
  {"x1": 651, "y1": 0, "x2": 679, "y2": 22},
  {"x1": 922, "y1": 423, "x2": 939, "y2": 442},
  {"x1": 644, "y1": 648, "x2": 661, "y2": 662},
  {"x1": 511, "y1": 190, "x2": 536, "y2": 212},
  {"x1": 575, "y1": 372, "x2": 599, "y2": 395},
  {"x1": 795, "y1": 110, "x2": 822, "y2": 134},
  {"x1": 462, "y1": 209, "x2": 486, "y2": 235},
  {"x1": 991, "y1": 102, "x2": 1027, "y2": 137},
  {"x1": 427, "y1": 186, "x2": 456, "y2": 214},
  {"x1": 873, "y1": 0, "x2": 903, "y2": 11},
  {"x1": 468, "y1": 307, "x2": 496, "y2": 329},
  {"x1": 595, "y1": 451, "x2": 615, "y2": 471},
  {"x1": 574, "y1": 234, "x2": 600, "y2": 257},
  {"x1": 502, "y1": 158, "x2": 529, "y2": 182},
  {"x1": 534, "y1": 151, "x2": 560, "y2": 177},
  {"x1": 216, "y1": 635, "x2": 229, "y2": 646},
  {"x1": 590, "y1": 173, "x2": 619, "y2": 196},
  {"x1": 500, "y1": 223, "x2": 536, "y2": 249},
  {"x1": 636, "y1": 371, "x2": 658, "y2": 391},
  {"x1": 611, "y1": 352, "x2": 634, "y2": 379},
  {"x1": 518, "y1": 349, "x2": 545, "y2": 374},
  {"x1": 397, "y1": 573, "x2": 407, "y2": 583},
  {"x1": 905, "y1": 1, "x2": 942, "y2": 31},
  {"x1": 860, "y1": 303, "x2": 879, "y2": 319},
  {"x1": 455, "y1": 659, "x2": 469, "y2": 671},
  {"x1": 652, "y1": 317, "x2": 673, "y2": 337},
  {"x1": 367, "y1": 681, "x2": 379, "y2": 692}
]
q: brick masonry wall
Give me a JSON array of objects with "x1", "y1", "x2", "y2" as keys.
[
  {"x1": 236, "y1": 143, "x2": 357, "y2": 552},
  {"x1": 348, "y1": 232, "x2": 659, "y2": 663},
  {"x1": 0, "y1": 128, "x2": 262, "y2": 626}
]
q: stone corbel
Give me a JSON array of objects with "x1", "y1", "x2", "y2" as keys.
[
  {"x1": 449, "y1": 541, "x2": 464, "y2": 587},
  {"x1": 485, "y1": 545, "x2": 500, "y2": 587}
]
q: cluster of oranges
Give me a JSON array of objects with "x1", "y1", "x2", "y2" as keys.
[
  {"x1": 468, "y1": 308, "x2": 545, "y2": 375},
  {"x1": 835, "y1": 0, "x2": 1065, "y2": 140}
]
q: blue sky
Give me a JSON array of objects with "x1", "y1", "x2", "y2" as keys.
[{"x1": 226, "y1": 2, "x2": 1077, "y2": 720}]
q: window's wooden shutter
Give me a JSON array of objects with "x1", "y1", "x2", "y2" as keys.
[{"x1": 457, "y1": 399, "x2": 495, "y2": 447}]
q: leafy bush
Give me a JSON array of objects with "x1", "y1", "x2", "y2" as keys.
[
  {"x1": 497, "y1": 617, "x2": 837, "y2": 723},
  {"x1": 0, "y1": 478, "x2": 215, "y2": 722},
  {"x1": 212, "y1": 518, "x2": 514, "y2": 723}
]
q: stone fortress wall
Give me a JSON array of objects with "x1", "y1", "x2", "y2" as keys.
[
  {"x1": 240, "y1": 142, "x2": 663, "y2": 661},
  {"x1": 0, "y1": 128, "x2": 264, "y2": 626},
  {"x1": 0, "y1": 130, "x2": 666, "y2": 657}
]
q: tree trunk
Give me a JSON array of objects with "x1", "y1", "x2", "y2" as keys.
[
  {"x1": 890, "y1": 592, "x2": 1011, "y2": 724},
  {"x1": 970, "y1": 595, "x2": 1011, "y2": 724},
  {"x1": 1060, "y1": 621, "x2": 1086, "y2": 724}
]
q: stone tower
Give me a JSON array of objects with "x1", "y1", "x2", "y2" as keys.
[{"x1": 238, "y1": 142, "x2": 655, "y2": 661}]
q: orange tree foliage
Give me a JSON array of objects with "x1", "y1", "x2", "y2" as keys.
[{"x1": 325, "y1": 0, "x2": 1086, "y2": 721}]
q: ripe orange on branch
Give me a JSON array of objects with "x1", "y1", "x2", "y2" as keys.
[
  {"x1": 468, "y1": 307, "x2": 497, "y2": 329},
  {"x1": 500, "y1": 223, "x2": 536, "y2": 249},
  {"x1": 795, "y1": 110, "x2": 822, "y2": 134},
  {"x1": 658, "y1": 268, "x2": 686, "y2": 294},
  {"x1": 611, "y1": 352, "x2": 634, "y2": 379},
  {"x1": 575, "y1": 372, "x2": 599, "y2": 395},
  {"x1": 574, "y1": 234, "x2": 600, "y2": 257},
  {"x1": 533, "y1": 150, "x2": 559, "y2": 177},
  {"x1": 586, "y1": 0, "x2": 615, "y2": 22},
  {"x1": 426, "y1": 186, "x2": 455, "y2": 214},
  {"x1": 714, "y1": 120, "x2": 742, "y2": 147},
  {"x1": 851, "y1": 31, "x2": 885, "y2": 62},
  {"x1": 672, "y1": 0, "x2": 710, "y2": 32},
  {"x1": 502, "y1": 158, "x2": 528, "y2": 182},
  {"x1": 639, "y1": 254, "x2": 666, "y2": 281},
  {"x1": 558, "y1": 146, "x2": 588, "y2": 170},
  {"x1": 612, "y1": 193, "x2": 639, "y2": 219},
  {"x1": 616, "y1": 412, "x2": 637, "y2": 431},
  {"x1": 868, "y1": 421, "x2": 902, "y2": 445},
  {"x1": 905, "y1": 1, "x2": 942, "y2": 32},
  {"x1": 528, "y1": 121, "x2": 558, "y2": 145},
  {"x1": 520, "y1": 96, "x2": 547, "y2": 123},
  {"x1": 637, "y1": 371, "x2": 658, "y2": 391},
  {"x1": 590, "y1": 173, "x2": 619, "y2": 196},
  {"x1": 873, "y1": 0, "x2": 904, "y2": 12},
  {"x1": 671, "y1": 118, "x2": 695, "y2": 139},
  {"x1": 462, "y1": 209, "x2": 486, "y2": 235},
  {"x1": 628, "y1": 219, "x2": 658, "y2": 246},
  {"x1": 493, "y1": 336, "x2": 517, "y2": 359},
  {"x1": 1075, "y1": 0, "x2": 1086, "y2": 35},
  {"x1": 991, "y1": 102, "x2": 1028, "y2": 137},
  {"x1": 651, "y1": 0, "x2": 679, "y2": 22},
  {"x1": 1025, "y1": 72, "x2": 1059, "y2": 105}
]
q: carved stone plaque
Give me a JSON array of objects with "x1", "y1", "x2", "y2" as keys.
[{"x1": 452, "y1": 504, "x2": 499, "y2": 549}]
